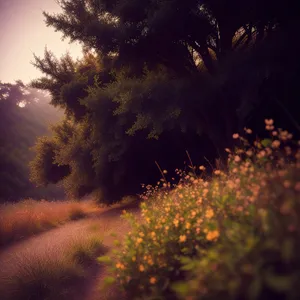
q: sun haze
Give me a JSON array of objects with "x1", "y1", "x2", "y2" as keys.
[{"x1": 0, "y1": 0, "x2": 83, "y2": 84}]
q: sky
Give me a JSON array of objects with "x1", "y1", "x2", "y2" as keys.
[{"x1": 0, "y1": 0, "x2": 83, "y2": 84}]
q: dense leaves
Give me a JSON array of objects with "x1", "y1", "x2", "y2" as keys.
[{"x1": 29, "y1": 0, "x2": 300, "y2": 203}]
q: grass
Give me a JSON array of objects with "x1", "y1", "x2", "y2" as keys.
[
  {"x1": 103, "y1": 120, "x2": 300, "y2": 300},
  {"x1": 0, "y1": 199, "x2": 99, "y2": 246},
  {"x1": 0, "y1": 233, "x2": 105, "y2": 300}
]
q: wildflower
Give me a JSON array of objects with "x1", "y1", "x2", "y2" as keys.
[
  {"x1": 186, "y1": 222, "x2": 191, "y2": 229},
  {"x1": 232, "y1": 168, "x2": 238, "y2": 173},
  {"x1": 136, "y1": 237, "x2": 143, "y2": 245},
  {"x1": 150, "y1": 277, "x2": 157, "y2": 284},
  {"x1": 272, "y1": 131, "x2": 278, "y2": 136},
  {"x1": 245, "y1": 128, "x2": 252, "y2": 134},
  {"x1": 272, "y1": 140, "x2": 280, "y2": 148},
  {"x1": 191, "y1": 211, "x2": 197, "y2": 217},
  {"x1": 232, "y1": 133, "x2": 239, "y2": 139},
  {"x1": 139, "y1": 265, "x2": 145, "y2": 272},
  {"x1": 265, "y1": 119, "x2": 274, "y2": 125},
  {"x1": 199, "y1": 165, "x2": 206, "y2": 171},
  {"x1": 173, "y1": 219, "x2": 179, "y2": 227},
  {"x1": 234, "y1": 156, "x2": 241, "y2": 163},
  {"x1": 214, "y1": 170, "x2": 221, "y2": 175},
  {"x1": 179, "y1": 235, "x2": 187, "y2": 242},
  {"x1": 196, "y1": 227, "x2": 201, "y2": 234},
  {"x1": 132, "y1": 257, "x2": 136, "y2": 261},
  {"x1": 163, "y1": 170, "x2": 168, "y2": 174},
  {"x1": 266, "y1": 125, "x2": 274, "y2": 131},
  {"x1": 116, "y1": 262, "x2": 123, "y2": 269},
  {"x1": 206, "y1": 230, "x2": 220, "y2": 241},
  {"x1": 205, "y1": 208, "x2": 214, "y2": 219},
  {"x1": 246, "y1": 150, "x2": 253, "y2": 157},
  {"x1": 257, "y1": 150, "x2": 266, "y2": 158}
]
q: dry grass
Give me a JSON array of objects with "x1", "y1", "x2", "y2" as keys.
[
  {"x1": 0, "y1": 199, "x2": 99, "y2": 246},
  {"x1": 0, "y1": 233, "x2": 105, "y2": 300}
]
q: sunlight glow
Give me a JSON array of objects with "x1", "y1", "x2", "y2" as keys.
[{"x1": 0, "y1": 0, "x2": 83, "y2": 84}]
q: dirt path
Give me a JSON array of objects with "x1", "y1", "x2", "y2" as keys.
[{"x1": 0, "y1": 201, "x2": 142, "y2": 300}]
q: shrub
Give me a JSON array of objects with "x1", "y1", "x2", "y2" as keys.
[{"x1": 109, "y1": 119, "x2": 300, "y2": 299}]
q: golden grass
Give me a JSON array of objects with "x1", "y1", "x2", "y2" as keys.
[
  {"x1": 0, "y1": 233, "x2": 104, "y2": 300},
  {"x1": 0, "y1": 199, "x2": 99, "y2": 246}
]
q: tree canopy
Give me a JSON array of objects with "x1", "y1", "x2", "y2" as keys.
[{"x1": 29, "y1": 0, "x2": 300, "y2": 204}]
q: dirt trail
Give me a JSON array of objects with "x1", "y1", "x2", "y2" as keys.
[{"x1": 0, "y1": 201, "x2": 142, "y2": 300}]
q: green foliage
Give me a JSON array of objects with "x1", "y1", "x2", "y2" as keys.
[
  {"x1": 29, "y1": 0, "x2": 300, "y2": 204},
  {"x1": 111, "y1": 121, "x2": 300, "y2": 300},
  {"x1": 0, "y1": 81, "x2": 63, "y2": 202}
]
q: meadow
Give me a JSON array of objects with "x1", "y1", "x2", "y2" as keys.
[{"x1": 0, "y1": 199, "x2": 99, "y2": 246}]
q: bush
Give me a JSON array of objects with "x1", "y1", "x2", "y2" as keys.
[{"x1": 109, "y1": 119, "x2": 300, "y2": 299}]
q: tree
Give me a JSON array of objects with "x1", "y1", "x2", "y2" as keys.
[
  {"x1": 29, "y1": 0, "x2": 300, "y2": 203},
  {"x1": 0, "y1": 81, "x2": 64, "y2": 202}
]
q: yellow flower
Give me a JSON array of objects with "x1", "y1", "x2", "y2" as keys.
[
  {"x1": 150, "y1": 277, "x2": 157, "y2": 284},
  {"x1": 206, "y1": 230, "x2": 219, "y2": 241},
  {"x1": 139, "y1": 264, "x2": 145, "y2": 272},
  {"x1": 265, "y1": 119, "x2": 274, "y2": 125},
  {"x1": 116, "y1": 262, "x2": 122, "y2": 269},
  {"x1": 173, "y1": 219, "x2": 179, "y2": 227},
  {"x1": 205, "y1": 208, "x2": 214, "y2": 219},
  {"x1": 179, "y1": 235, "x2": 187, "y2": 242},
  {"x1": 272, "y1": 140, "x2": 280, "y2": 148},
  {"x1": 136, "y1": 237, "x2": 143, "y2": 245},
  {"x1": 186, "y1": 222, "x2": 191, "y2": 229}
]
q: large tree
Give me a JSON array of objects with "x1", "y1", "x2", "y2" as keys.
[{"x1": 29, "y1": 0, "x2": 300, "y2": 203}]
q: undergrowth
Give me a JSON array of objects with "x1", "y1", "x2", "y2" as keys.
[{"x1": 99, "y1": 119, "x2": 300, "y2": 300}]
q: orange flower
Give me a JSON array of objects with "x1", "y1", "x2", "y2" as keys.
[
  {"x1": 206, "y1": 230, "x2": 219, "y2": 241},
  {"x1": 205, "y1": 208, "x2": 214, "y2": 219},
  {"x1": 179, "y1": 235, "x2": 187, "y2": 242},
  {"x1": 150, "y1": 277, "x2": 157, "y2": 284},
  {"x1": 139, "y1": 264, "x2": 145, "y2": 272}
]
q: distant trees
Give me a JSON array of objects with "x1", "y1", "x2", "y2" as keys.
[
  {"x1": 0, "y1": 81, "x2": 63, "y2": 202},
  {"x1": 29, "y1": 0, "x2": 300, "y2": 204}
]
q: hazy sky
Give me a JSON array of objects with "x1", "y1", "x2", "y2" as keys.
[{"x1": 0, "y1": 0, "x2": 83, "y2": 84}]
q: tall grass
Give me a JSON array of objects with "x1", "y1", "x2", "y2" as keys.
[
  {"x1": 0, "y1": 199, "x2": 99, "y2": 246},
  {"x1": 0, "y1": 234, "x2": 104, "y2": 300}
]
